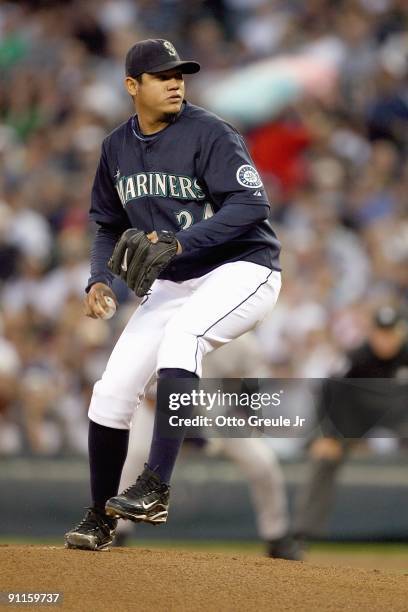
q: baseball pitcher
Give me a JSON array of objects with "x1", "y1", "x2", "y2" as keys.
[{"x1": 65, "y1": 39, "x2": 282, "y2": 551}]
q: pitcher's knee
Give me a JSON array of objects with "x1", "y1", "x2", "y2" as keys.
[
  {"x1": 95, "y1": 368, "x2": 145, "y2": 402},
  {"x1": 158, "y1": 324, "x2": 208, "y2": 374},
  {"x1": 88, "y1": 379, "x2": 140, "y2": 430}
]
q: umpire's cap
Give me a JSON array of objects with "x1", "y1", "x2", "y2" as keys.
[
  {"x1": 374, "y1": 305, "x2": 402, "y2": 328},
  {"x1": 126, "y1": 39, "x2": 200, "y2": 78}
]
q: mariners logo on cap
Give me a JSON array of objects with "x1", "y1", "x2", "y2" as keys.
[
  {"x1": 163, "y1": 40, "x2": 177, "y2": 56},
  {"x1": 236, "y1": 165, "x2": 263, "y2": 189}
]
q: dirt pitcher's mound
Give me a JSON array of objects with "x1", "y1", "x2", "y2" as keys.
[{"x1": 1, "y1": 546, "x2": 407, "y2": 612}]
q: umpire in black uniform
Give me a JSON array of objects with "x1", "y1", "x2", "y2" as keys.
[{"x1": 293, "y1": 305, "x2": 408, "y2": 540}]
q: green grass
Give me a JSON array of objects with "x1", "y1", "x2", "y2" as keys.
[{"x1": 1, "y1": 537, "x2": 407, "y2": 556}]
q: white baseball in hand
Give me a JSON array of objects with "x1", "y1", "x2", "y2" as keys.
[{"x1": 101, "y1": 296, "x2": 117, "y2": 320}]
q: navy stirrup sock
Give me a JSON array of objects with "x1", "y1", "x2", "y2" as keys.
[
  {"x1": 147, "y1": 368, "x2": 198, "y2": 484},
  {"x1": 88, "y1": 420, "x2": 129, "y2": 511}
]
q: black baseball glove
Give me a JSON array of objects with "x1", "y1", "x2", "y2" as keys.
[{"x1": 108, "y1": 228, "x2": 178, "y2": 297}]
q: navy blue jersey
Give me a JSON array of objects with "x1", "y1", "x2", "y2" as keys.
[{"x1": 89, "y1": 101, "x2": 281, "y2": 287}]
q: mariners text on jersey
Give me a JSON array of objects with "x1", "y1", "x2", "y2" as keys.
[
  {"x1": 116, "y1": 172, "x2": 206, "y2": 204},
  {"x1": 88, "y1": 101, "x2": 281, "y2": 288}
]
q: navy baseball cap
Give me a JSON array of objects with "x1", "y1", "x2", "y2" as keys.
[
  {"x1": 125, "y1": 39, "x2": 200, "y2": 78},
  {"x1": 374, "y1": 306, "x2": 401, "y2": 328}
]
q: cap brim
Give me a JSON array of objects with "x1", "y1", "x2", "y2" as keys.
[{"x1": 147, "y1": 60, "x2": 200, "y2": 75}]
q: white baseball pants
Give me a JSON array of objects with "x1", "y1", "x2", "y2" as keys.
[{"x1": 88, "y1": 262, "x2": 281, "y2": 430}]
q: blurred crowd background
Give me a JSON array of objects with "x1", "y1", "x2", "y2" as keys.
[{"x1": 0, "y1": 0, "x2": 406, "y2": 457}]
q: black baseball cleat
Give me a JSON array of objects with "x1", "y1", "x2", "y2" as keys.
[
  {"x1": 266, "y1": 535, "x2": 303, "y2": 561},
  {"x1": 105, "y1": 464, "x2": 169, "y2": 525},
  {"x1": 64, "y1": 506, "x2": 117, "y2": 551}
]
